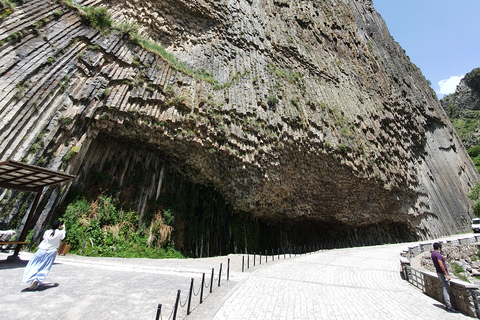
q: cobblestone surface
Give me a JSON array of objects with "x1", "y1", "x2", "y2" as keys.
[
  {"x1": 206, "y1": 243, "x2": 470, "y2": 320},
  {"x1": 0, "y1": 236, "x2": 475, "y2": 319}
]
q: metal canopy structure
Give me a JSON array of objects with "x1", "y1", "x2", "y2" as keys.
[
  {"x1": 0, "y1": 160, "x2": 75, "y2": 258},
  {"x1": 0, "y1": 160, "x2": 75, "y2": 192}
]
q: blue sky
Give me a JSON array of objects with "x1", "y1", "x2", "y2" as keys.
[{"x1": 371, "y1": 0, "x2": 480, "y2": 98}]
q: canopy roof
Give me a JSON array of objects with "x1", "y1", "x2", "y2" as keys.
[{"x1": 0, "y1": 160, "x2": 75, "y2": 192}]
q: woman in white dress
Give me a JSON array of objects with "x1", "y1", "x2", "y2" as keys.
[{"x1": 22, "y1": 220, "x2": 66, "y2": 290}]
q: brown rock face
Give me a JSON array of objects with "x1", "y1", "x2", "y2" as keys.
[{"x1": 0, "y1": 0, "x2": 478, "y2": 254}]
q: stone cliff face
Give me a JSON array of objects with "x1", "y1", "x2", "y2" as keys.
[
  {"x1": 441, "y1": 68, "x2": 480, "y2": 149},
  {"x1": 0, "y1": 0, "x2": 478, "y2": 254}
]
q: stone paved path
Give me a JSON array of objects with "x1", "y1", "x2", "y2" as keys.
[
  {"x1": 0, "y1": 237, "x2": 475, "y2": 319},
  {"x1": 206, "y1": 243, "x2": 470, "y2": 320}
]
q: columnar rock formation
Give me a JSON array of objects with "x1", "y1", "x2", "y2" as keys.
[{"x1": 0, "y1": 0, "x2": 478, "y2": 253}]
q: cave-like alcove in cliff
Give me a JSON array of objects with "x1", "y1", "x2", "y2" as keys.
[{"x1": 57, "y1": 133, "x2": 417, "y2": 256}]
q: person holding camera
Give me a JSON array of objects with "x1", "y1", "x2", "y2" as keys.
[{"x1": 22, "y1": 219, "x2": 66, "y2": 290}]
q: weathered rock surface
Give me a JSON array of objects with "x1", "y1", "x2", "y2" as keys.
[
  {"x1": 0, "y1": 0, "x2": 479, "y2": 253},
  {"x1": 441, "y1": 68, "x2": 480, "y2": 149}
]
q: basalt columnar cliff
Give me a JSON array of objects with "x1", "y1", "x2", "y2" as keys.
[{"x1": 1, "y1": 0, "x2": 479, "y2": 255}]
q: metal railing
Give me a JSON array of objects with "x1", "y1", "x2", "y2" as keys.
[
  {"x1": 400, "y1": 236, "x2": 480, "y2": 318},
  {"x1": 156, "y1": 259, "x2": 230, "y2": 320},
  {"x1": 471, "y1": 289, "x2": 480, "y2": 318},
  {"x1": 404, "y1": 265, "x2": 424, "y2": 290},
  {"x1": 241, "y1": 245, "x2": 319, "y2": 272}
]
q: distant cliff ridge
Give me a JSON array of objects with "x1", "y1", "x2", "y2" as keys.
[
  {"x1": 0, "y1": 0, "x2": 478, "y2": 254},
  {"x1": 441, "y1": 68, "x2": 480, "y2": 149}
]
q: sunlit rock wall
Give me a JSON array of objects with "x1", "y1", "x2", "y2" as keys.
[{"x1": 0, "y1": 0, "x2": 478, "y2": 252}]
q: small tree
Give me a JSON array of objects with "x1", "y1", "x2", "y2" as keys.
[{"x1": 468, "y1": 182, "x2": 480, "y2": 216}]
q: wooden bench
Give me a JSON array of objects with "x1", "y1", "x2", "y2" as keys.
[{"x1": 0, "y1": 241, "x2": 28, "y2": 247}]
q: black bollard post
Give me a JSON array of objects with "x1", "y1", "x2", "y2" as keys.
[
  {"x1": 200, "y1": 273, "x2": 205, "y2": 304},
  {"x1": 247, "y1": 254, "x2": 249, "y2": 269},
  {"x1": 173, "y1": 290, "x2": 181, "y2": 320},
  {"x1": 155, "y1": 304, "x2": 162, "y2": 320},
  {"x1": 210, "y1": 268, "x2": 214, "y2": 293},
  {"x1": 242, "y1": 256, "x2": 245, "y2": 272},
  {"x1": 254, "y1": 252, "x2": 256, "y2": 267},
  {"x1": 227, "y1": 258, "x2": 230, "y2": 281},
  {"x1": 218, "y1": 263, "x2": 222, "y2": 287},
  {"x1": 260, "y1": 251, "x2": 262, "y2": 265},
  {"x1": 272, "y1": 249, "x2": 274, "y2": 261},
  {"x1": 187, "y1": 278, "x2": 194, "y2": 315}
]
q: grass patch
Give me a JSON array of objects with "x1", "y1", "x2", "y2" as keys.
[
  {"x1": 54, "y1": 0, "x2": 219, "y2": 85},
  {"x1": 130, "y1": 34, "x2": 217, "y2": 84},
  {"x1": 451, "y1": 262, "x2": 468, "y2": 282}
]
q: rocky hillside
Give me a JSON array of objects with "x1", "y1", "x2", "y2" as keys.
[
  {"x1": 440, "y1": 68, "x2": 480, "y2": 174},
  {"x1": 441, "y1": 68, "x2": 480, "y2": 150},
  {"x1": 0, "y1": 0, "x2": 479, "y2": 255}
]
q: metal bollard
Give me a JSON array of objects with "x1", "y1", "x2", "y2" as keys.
[
  {"x1": 260, "y1": 251, "x2": 262, "y2": 265},
  {"x1": 254, "y1": 252, "x2": 256, "y2": 267},
  {"x1": 218, "y1": 263, "x2": 222, "y2": 287},
  {"x1": 242, "y1": 256, "x2": 244, "y2": 272},
  {"x1": 247, "y1": 254, "x2": 249, "y2": 269},
  {"x1": 272, "y1": 249, "x2": 274, "y2": 261},
  {"x1": 227, "y1": 258, "x2": 230, "y2": 281},
  {"x1": 155, "y1": 304, "x2": 162, "y2": 320},
  {"x1": 187, "y1": 278, "x2": 194, "y2": 315},
  {"x1": 173, "y1": 290, "x2": 181, "y2": 320},
  {"x1": 210, "y1": 268, "x2": 214, "y2": 293},
  {"x1": 200, "y1": 273, "x2": 205, "y2": 304}
]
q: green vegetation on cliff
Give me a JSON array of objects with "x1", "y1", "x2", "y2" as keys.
[
  {"x1": 441, "y1": 67, "x2": 480, "y2": 172},
  {"x1": 61, "y1": 195, "x2": 183, "y2": 259}
]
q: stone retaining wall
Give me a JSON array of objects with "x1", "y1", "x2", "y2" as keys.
[
  {"x1": 401, "y1": 236, "x2": 480, "y2": 318},
  {"x1": 423, "y1": 271, "x2": 478, "y2": 317}
]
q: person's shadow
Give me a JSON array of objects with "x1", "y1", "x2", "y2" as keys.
[{"x1": 21, "y1": 283, "x2": 59, "y2": 292}]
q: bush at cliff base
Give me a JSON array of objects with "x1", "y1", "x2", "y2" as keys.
[{"x1": 61, "y1": 195, "x2": 183, "y2": 259}]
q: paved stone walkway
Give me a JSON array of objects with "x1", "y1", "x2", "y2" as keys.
[
  {"x1": 0, "y1": 237, "x2": 475, "y2": 319},
  {"x1": 206, "y1": 243, "x2": 470, "y2": 320}
]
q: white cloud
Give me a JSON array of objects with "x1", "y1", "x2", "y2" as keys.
[{"x1": 437, "y1": 75, "x2": 464, "y2": 96}]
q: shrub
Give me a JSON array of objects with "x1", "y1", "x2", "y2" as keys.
[
  {"x1": 83, "y1": 6, "x2": 112, "y2": 30},
  {"x1": 468, "y1": 145, "x2": 480, "y2": 158},
  {"x1": 61, "y1": 196, "x2": 182, "y2": 259},
  {"x1": 267, "y1": 94, "x2": 278, "y2": 107}
]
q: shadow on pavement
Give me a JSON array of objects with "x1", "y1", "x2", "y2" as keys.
[
  {"x1": 0, "y1": 258, "x2": 28, "y2": 270},
  {"x1": 21, "y1": 283, "x2": 59, "y2": 292}
]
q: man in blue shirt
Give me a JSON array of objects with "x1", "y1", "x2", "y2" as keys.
[{"x1": 431, "y1": 242, "x2": 456, "y2": 312}]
